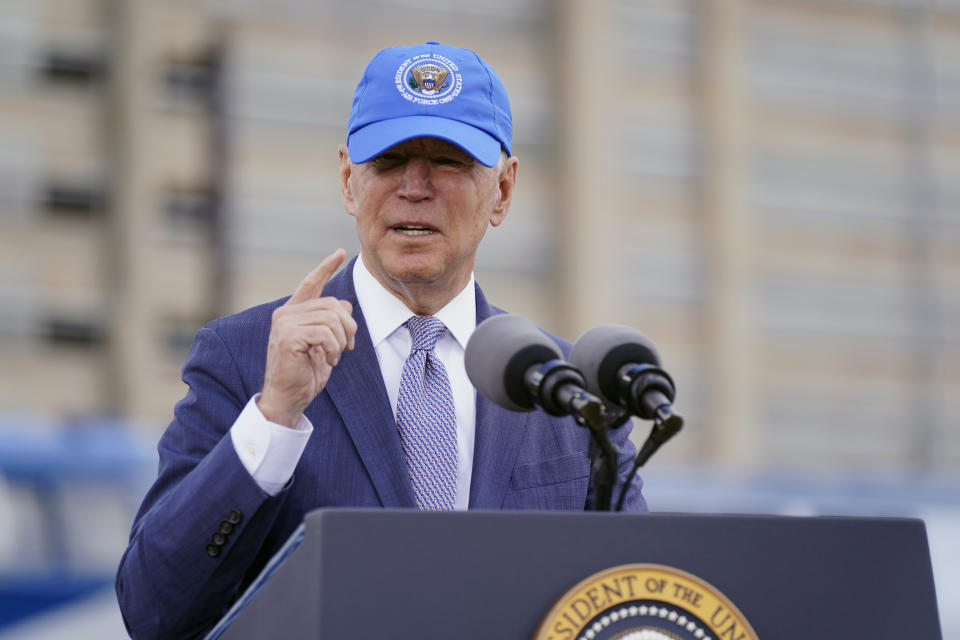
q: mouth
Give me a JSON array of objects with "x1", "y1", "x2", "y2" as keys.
[{"x1": 391, "y1": 224, "x2": 438, "y2": 237}]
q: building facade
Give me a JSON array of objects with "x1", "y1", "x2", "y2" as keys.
[{"x1": 0, "y1": 0, "x2": 957, "y2": 476}]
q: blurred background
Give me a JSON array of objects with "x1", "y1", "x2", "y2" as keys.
[{"x1": 0, "y1": 0, "x2": 957, "y2": 636}]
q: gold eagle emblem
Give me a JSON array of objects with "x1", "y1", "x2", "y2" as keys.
[{"x1": 410, "y1": 64, "x2": 449, "y2": 93}]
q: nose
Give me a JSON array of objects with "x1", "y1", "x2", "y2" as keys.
[{"x1": 397, "y1": 157, "x2": 433, "y2": 201}]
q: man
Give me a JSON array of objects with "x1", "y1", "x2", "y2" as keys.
[{"x1": 116, "y1": 42, "x2": 647, "y2": 639}]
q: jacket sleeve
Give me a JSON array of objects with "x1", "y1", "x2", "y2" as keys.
[{"x1": 115, "y1": 324, "x2": 290, "y2": 639}]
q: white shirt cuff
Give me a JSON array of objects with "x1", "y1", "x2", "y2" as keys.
[{"x1": 230, "y1": 394, "x2": 313, "y2": 496}]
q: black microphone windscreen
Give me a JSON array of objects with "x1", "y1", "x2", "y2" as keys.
[
  {"x1": 568, "y1": 325, "x2": 661, "y2": 406},
  {"x1": 465, "y1": 314, "x2": 562, "y2": 412}
]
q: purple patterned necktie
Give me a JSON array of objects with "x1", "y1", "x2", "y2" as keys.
[{"x1": 396, "y1": 315, "x2": 458, "y2": 510}]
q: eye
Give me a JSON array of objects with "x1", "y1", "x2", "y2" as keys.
[
  {"x1": 434, "y1": 156, "x2": 473, "y2": 168},
  {"x1": 371, "y1": 153, "x2": 405, "y2": 169}
]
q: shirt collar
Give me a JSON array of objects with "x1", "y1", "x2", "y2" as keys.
[{"x1": 353, "y1": 254, "x2": 477, "y2": 349}]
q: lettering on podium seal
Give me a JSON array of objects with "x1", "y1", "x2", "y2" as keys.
[{"x1": 534, "y1": 564, "x2": 758, "y2": 640}]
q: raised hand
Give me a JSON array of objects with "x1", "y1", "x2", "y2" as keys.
[{"x1": 257, "y1": 249, "x2": 358, "y2": 427}]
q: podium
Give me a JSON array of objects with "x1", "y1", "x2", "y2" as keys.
[{"x1": 212, "y1": 509, "x2": 941, "y2": 639}]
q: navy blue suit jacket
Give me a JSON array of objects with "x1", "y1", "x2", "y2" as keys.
[{"x1": 116, "y1": 259, "x2": 647, "y2": 639}]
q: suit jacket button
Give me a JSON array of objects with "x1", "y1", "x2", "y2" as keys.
[
  {"x1": 213, "y1": 532, "x2": 227, "y2": 546},
  {"x1": 219, "y1": 521, "x2": 234, "y2": 535},
  {"x1": 227, "y1": 509, "x2": 242, "y2": 524},
  {"x1": 206, "y1": 544, "x2": 221, "y2": 558}
]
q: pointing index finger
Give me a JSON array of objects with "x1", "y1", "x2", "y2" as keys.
[{"x1": 288, "y1": 248, "x2": 347, "y2": 305}]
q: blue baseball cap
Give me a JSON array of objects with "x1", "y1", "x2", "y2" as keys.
[{"x1": 347, "y1": 41, "x2": 512, "y2": 167}]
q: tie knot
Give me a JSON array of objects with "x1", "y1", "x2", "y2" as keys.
[{"x1": 406, "y1": 315, "x2": 446, "y2": 351}]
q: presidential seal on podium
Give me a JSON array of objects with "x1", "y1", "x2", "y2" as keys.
[{"x1": 534, "y1": 564, "x2": 758, "y2": 640}]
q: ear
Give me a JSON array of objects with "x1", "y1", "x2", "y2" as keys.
[
  {"x1": 489, "y1": 155, "x2": 518, "y2": 228},
  {"x1": 339, "y1": 144, "x2": 356, "y2": 216}
]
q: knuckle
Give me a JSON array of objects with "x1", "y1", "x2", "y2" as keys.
[
  {"x1": 316, "y1": 328, "x2": 337, "y2": 346},
  {"x1": 309, "y1": 301, "x2": 333, "y2": 316}
]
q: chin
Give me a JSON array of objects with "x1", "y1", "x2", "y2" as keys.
[
  {"x1": 387, "y1": 265, "x2": 444, "y2": 285},
  {"x1": 377, "y1": 253, "x2": 437, "y2": 280}
]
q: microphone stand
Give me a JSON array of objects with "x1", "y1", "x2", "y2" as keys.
[
  {"x1": 614, "y1": 405, "x2": 684, "y2": 512},
  {"x1": 524, "y1": 359, "x2": 684, "y2": 512},
  {"x1": 576, "y1": 401, "x2": 635, "y2": 512},
  {"x1": 525, "y1": 361, "x2": 624, "y2": 512},
  {"x1": 572, "y1": 397, "x2": 618, "y2": 512}
]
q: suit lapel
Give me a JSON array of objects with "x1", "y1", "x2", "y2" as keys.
[
  {"x1": 468, "y1": 285, "x2": 529, "y2": 509},
  {"x1": 317, "y1": 263, "x2": 527, "y2": 510},
  {"x1": 321, "y1": 259, "x2": 416, "y2": 508}
]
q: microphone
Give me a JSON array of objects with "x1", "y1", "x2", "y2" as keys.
[
  {"x1": 464, "y1": 314, "x2": 600, "y2": 417},
  {"x1": 465, "y1": 314, "x2": 623, "y2": 511},
  {"x1": 570, "y1": 325, "x2": 684, "y2": 510},
  {"x1": 569, "y1": 322, "x2": 683, "y2": 502},
  {"x1": 568, "y1": 324, "x2": 681, "y2": 429}
]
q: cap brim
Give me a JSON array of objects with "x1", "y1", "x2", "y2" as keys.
[{"x1": 347, "y1": 115, "x2": 502, "y2": 167}]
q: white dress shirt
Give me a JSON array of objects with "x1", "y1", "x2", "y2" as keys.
[{"x1": 231, "y1": 255, "x2": 477, "y2": 509}]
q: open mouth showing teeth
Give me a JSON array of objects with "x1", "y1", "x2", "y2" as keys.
[{"x1": 393, "y1": 225, "x2": 435, "y2": 236}]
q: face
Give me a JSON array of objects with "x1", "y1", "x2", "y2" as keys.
[{"x1": 339, "y1": 137, "x2": 518, "y2": 311}]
